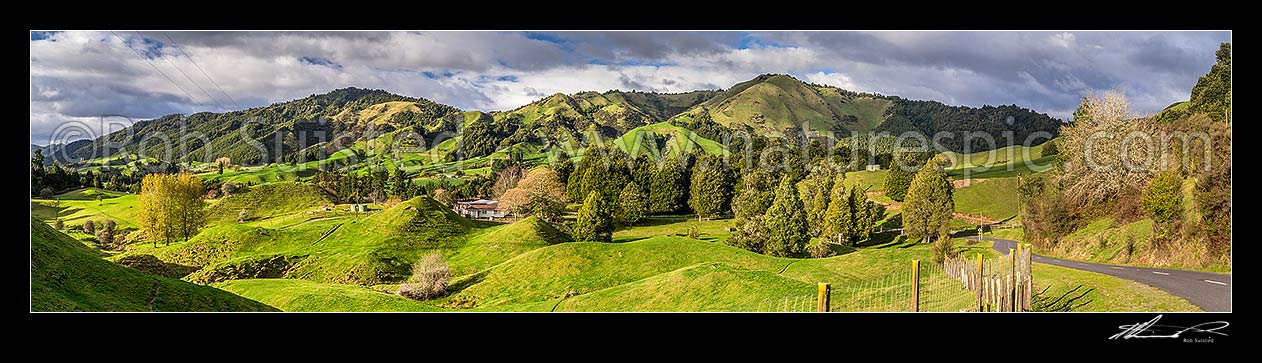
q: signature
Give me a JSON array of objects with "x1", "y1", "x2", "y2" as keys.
[{"x1": 1110, "y1": 315, "x2": 1229, "y2": 340}]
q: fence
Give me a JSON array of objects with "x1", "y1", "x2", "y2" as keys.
[
  {"x1": 749, "y1": 245, "x2": 1033, "y2": 312},
  {"x1": 944, "y1": 244, "x2": 1032, "y2": 312}
]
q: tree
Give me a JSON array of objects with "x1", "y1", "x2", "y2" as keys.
[
  {"x1": 389, "y1": 168, "x2": 412, "y2": 198},
  {"x1": 615, "y1": 181, "x2": 648, "y2": 225},
  {"x1": 498, "y1": 188, "x2": 531, "y2": 214},
  {"x1": 1058, "y1": 90, "x2": 1152, "y2": 207},
  {"x1": 797, "y1": 165, "x2": 835, "y2": 236},
  {"x1": 650, "y1": 156, "x2": 689, "y2": 214},
  {"x1": 53, "y1": 219, "x2": 63, "y2": 231},
  {"x1": 1142, "y1": 171, "x2": 1183, "y2": 224},
  {"x1": 500, "y1": 168, "x2": 567, "y2": 222},
  {"x1": 573, "y1": 191, "x2": 613, "y2": 242},
  {"x1": 688, "y1": 154, "x2": 732, "y2": 220},
  {"x1": 730, "y1": 215, "x2": 767, "y2": 254},
  {"x1": 731, "y1": 169, "x2": 774, "y2": 222},
  {"x1": 883, "y1": 153, "x2": 923, "y2": 202},
  {"x1": 553, "y1": 152, "x2": 575, "y2": 185},
  {"x1": 173, "y1": 173, "x2": 207, "y2": 243},
  {"x1": 822, "y1": 176, "x2": 854, "y2": 245},
  {"x1": 902, "y1": 164, "x2": 955, "y2": 242},
  {"x1": 1189, "y1": 42, "x2": 1231, "y2": 122},
  {"x1": 491, "y1": 165, "x2": 525, "y2": 198},
  {"x1": 850, "y1": 187, "x2": 874, "y2": 242},
  {"x1": 1039, "y1": 139, "x2": 1059, "y2": 158},
  {"x1": 136, "y1": 173, "x2": 207, "y2": 247},
  {"x1": 40, "y1": 187, "x2": 54, "y2": 198},
  {"x1": 631, "y1": 155, "x2": 655, "y2": 189},
  {"x1": 764, "y1": 176, "x2": 808, "y2": 257},
  {"x1": 215, "y1": 157, "x2": 232, "y2": 175},
  {"x1": 1070, "y1": 97, "x2": 1091, "y2": 126}
]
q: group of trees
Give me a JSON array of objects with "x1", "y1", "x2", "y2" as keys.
[
  {"x1": 1022, "y1": 42, "x2": 1231, "y2": 265},
  {"x1": 881, "y1": 152, "x2": 933, "y2": 202},
  {"x1": 32, "y1": 149, "x2": 89, "y2": 197},
  {"x1": 136, "y1": 173, "x2": 207, "y2": 247},
  {"x1": 563, "y1": 144, "x2": 737, "y2": 242},
  {"x1": 311, "y1": 168, "x2": 425, "y2": 203},
  {"x1": 728, "y1": 162, "x2": 886, "y2": 258},
  {"x1": 876, "y1": 97, "x2": 1062, "y2": 153},
  {"x1": 497, "y1": 168, "x2": 567, "y2": 222}
]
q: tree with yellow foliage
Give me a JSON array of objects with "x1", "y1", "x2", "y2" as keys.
[{"x1": 137, "y1": 173, "x2": 207, "y2": 247}]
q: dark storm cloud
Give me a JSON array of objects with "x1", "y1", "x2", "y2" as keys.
[
  {"x1": 761, "y1": 31, "x2": 1228, "y2": 117},
  {"x1": 552, "y1": 31, "x2": 742, "y2": 62},
  {"x1": 30, "y1": 31, "x2": 1230, "y2": 143}
]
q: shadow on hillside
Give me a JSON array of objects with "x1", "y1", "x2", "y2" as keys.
[
  {"x1": 859, "y1": 232, "x2": 900, "y2": 248},
  {"x1": 446, "y1": 270, "x2": 488, "y2": 295},
  {"x1": 633, "y1": 215, "x2": 695, "y2": 227},
  {"x1": 828, "y1": 244, "x2": 858, "y2": 257},
  {"x1": 879, "y1": 215, "x2": 903, "y2": 229}
]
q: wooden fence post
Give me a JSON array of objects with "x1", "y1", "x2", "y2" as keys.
[
  {"x1": 1009, "y1": 248, "x2": 1016, "y2": 312},
  {"x1": 911, "y1": 260, "x2": 920, "y2": 312},
  {"x1": 975, "y1": 253, "x2": 984, "y2": 311},
  {"x1": 817, "y1": 283, "x2": 830, "y2": 312}
]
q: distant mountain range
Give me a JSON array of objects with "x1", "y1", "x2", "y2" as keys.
[{"x1": 42, "y1": 74, "x2": 1061, "y2": 165}]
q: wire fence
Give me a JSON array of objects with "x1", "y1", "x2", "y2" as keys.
[{"x1": 747, "y1": 245, "x2": 1033, "y2": 312}]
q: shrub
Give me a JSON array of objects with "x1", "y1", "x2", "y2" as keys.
[
  {"x1": 686, "y1": 225, "x2": 700, "y2": 240},
  {"x1": 1039, "y1": 140, "x2": 1059, "y2": 157},
  {"x1": 1123, "y1": 236, "x2": 1136, "y2": 260},
  {"x1": 40, "y1": 187, "x2": 54, "y2": 198},
  {"x1": 221, "y1": 182, "x2": 240, "y2": 196},
  {"x1": 1141, "y1": 172, "x2": 1183, "y2": 224},
  {"x1": 238, "y1": 209, "x2": 250, "y2": 223},
  {"x1": 931, "y1": 236, "x2": 957, "y2": 264},
  {"x1": 399, "y1": 252, "x2": 451, "y2": 301},
  {"x1": 808, "y1": 239, "x2": 834, "y2": 258},
  {"x1": 53, "y1": 219, "x2": 64, "y2": 231},
  {"x1": 96, "y1": 230, "x2": 114, "y2": 248},
  {"x1": 83, "y1": 220, "x2": 95, "y2": 234},
  {"x1": 103, "y1": 219, "x2": 116, "y2": 233}
]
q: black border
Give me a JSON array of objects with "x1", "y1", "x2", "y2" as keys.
[
  {"x1": 20, "y1": 6, "x2": 1235, "y2": 351},
  {"x1": 22, "y1": 5, "x2": 1236, "y2": 30}
]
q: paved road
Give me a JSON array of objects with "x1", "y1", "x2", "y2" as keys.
[{"x1": 965, "y1": 236, "x2": 1231, "y2": 312}]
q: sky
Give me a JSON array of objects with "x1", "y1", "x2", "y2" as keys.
[{"x1": 29, "y1": 31, "x2": 1230, "y2": 144}]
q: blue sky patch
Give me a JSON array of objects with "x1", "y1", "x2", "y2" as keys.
[
  {"x1": 300, "y1": 56, "x2": 342, "y2": 69},
  {"x1": 31, "y1": 31, "x2": 59, "y2": 41}
]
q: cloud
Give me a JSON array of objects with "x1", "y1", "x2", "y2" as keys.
[{"x1": 30, "y1": 31, "x2": 1230, "y2": 143}]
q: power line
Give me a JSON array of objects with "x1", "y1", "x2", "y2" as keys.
[
  {"x1": 138, "y1": 31, "x2": 228, "y2": 112},
  {"x1": 162, "y1": 31, "x2": 244, "y2": 111},
  {"x1": 110, "y1": 32, "x2": 202, "y2": 109}
]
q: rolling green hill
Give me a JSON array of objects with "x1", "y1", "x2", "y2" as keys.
[
  {"x1": 123, "y1": 195, "x2": 474, "y2": 286},
  {"x1": 67, "y1": 87, "x2": 459, "y2": 165},
  {"x1": 206, "y1": 181, "x2": 335, "y2": 223},
  {"x1": 679, "y1": 74, "x2": 1061, "y2": 153},
  {"x1": 216, "y1": 278, "x2": 440, "y2": 312},
  {"x1": 688, "y1": 74, "x2": 893, "y2": 134},
  {"x1": 611, "y1": 121, "x2": 727, "y2": 159},
  {"x1": 31, "y1": 188, "x2": 141, "y2": 228},
  {"x1": 30, "y1": 219, "x2": 276, "y2": 311}
]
